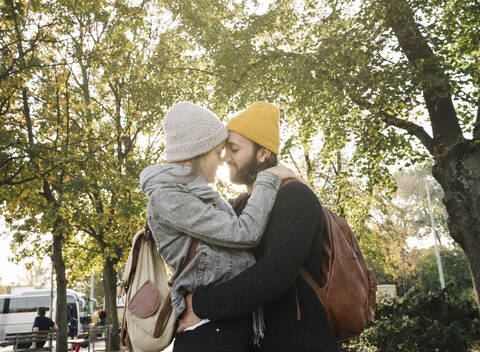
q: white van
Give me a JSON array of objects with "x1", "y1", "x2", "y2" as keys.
[{"x1": 0, "y1": 289, "x2": 93, "y2": 340}]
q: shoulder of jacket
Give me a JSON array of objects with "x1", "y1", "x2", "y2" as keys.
[
  {"x1": 278, "y1": 181, "x2": 320, "y2": 205},
  {"x1": 279, "y1": 180, "x2": 313, "y2": 194},
  {"x1": 150, "y1": 182, "x2": 190, "y2": 198}
]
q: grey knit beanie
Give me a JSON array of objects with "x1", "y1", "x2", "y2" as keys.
[{"x1": 163, "y1": 102, "x2": 228, "y2": 162}]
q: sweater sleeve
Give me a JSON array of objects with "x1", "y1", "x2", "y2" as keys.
[
  {"x1": 151, "y1": 171, "x2": 280, "y2": 249},
  {"x1": 192, "y1": 182, "x2": 322, "y2": 320}
]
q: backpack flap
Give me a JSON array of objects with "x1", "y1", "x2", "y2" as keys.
[{"x1": 128, "y1": 280, "x2": 161, "y2": 318}]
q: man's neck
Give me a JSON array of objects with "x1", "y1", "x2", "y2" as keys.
[{"x1": 246, "y1": 183, "x2": 254, "y2": 194}]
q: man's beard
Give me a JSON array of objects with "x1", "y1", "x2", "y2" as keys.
[
  {"x1": 228, "y1": 150, "x2": 271, "y2": 185},
  {"x1": 228, "y1": 155, "x2": 258, "y2": 185}
]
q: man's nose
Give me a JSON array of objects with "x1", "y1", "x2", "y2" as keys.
[{"x1": 222, "y1": 151, "x2": 231, "y2": 163}]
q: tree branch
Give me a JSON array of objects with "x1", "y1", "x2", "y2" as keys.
[
  {"x1": 64, "y1": 240, "x2": 102, "y2": 255},
  {"x1": 383, "y1": 0, "x2": 463, "y2": 146},
  {"x1": 287, "y1": 149, "x2": 304, "y2": 176},
  {"x1": 168, "y1": 66, "x2": 218, "y2": 77},
  {"x1": 350, "y1": 95, "x2": 435, "y2": 155},
  {"x1": 0, "y1": 166, "x2": 56, "y2": 186},
  {"x1": 379, "y1": 110, "x2": 435, "y2": 155}
]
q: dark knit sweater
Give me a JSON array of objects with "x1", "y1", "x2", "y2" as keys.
[{"x1": 192, "y1": 182, "x2": 339, "y2": 352}]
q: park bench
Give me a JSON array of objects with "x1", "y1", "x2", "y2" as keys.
[
  {"x1": 68, "y1": 324, "x2": 112, "y2": 352},
  {"x1": 87, "y1": 324, "x2": 112, "y2": 352},
  {"x1": 0, "y1": 330, "x2": 55, "y2": 351}
]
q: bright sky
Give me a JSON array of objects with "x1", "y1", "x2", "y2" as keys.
[{"x1": 0, "y1": 218, "x2": 28, "y2": 285}]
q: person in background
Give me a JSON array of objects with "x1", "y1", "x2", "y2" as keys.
[
  {"x1": 95, "y1": 310, "x2": 107, "y2": 327},
  {"x1": 32, "y1": 307, "x2": 58, "y2": 348}
]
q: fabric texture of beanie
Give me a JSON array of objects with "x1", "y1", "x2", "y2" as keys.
[
  {"x1": 226, "y1": 102, "x2": 280, "y2": 154},
  {"x1": 163, "y1": 102, "x2": 228, "y2": 162}
]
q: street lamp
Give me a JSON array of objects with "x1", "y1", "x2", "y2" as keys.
[{"x1": 426, "y1": 182, "x2": 446, "y2": 290}]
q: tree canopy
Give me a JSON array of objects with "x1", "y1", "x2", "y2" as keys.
[{"x1": 1, "y1": 0, "x2": 480, "y2": 347}]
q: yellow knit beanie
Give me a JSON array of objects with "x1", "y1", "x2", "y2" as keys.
[{"x1": 226, "y1": 102, "x2": 280, "y2": 154}]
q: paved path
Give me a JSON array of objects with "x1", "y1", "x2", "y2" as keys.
[{"x1": 0, "y1": 340, "x2": 174, "y2": 351}]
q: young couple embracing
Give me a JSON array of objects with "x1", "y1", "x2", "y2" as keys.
[{"x1": 140, "y1": 102, "x2": 339, "y2": 352}]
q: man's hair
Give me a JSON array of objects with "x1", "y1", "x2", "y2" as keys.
[{"x1": 38, "y1": 307, "x2": 47, "y2": 317}]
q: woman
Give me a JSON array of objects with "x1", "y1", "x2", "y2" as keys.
[{"x1": 140, "y1": 102, "x2": 294, "y2": 351}]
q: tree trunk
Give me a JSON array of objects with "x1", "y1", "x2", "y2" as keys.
[
  {"x1": 52, "y1": 227, "x2": 68, "y2": 351},
  {"x1": 103, "y1": 258, "x2": 120, "y2": 351},
  {"x1": 379, "y1": 0, "x2": 480, "y2": 310},
  {"x1": 432, "y1": 141, "x2": 480, "y2": 307}
]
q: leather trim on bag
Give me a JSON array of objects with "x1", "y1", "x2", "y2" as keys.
[
  {"x1": 128, "y1": 280, "x2": 161, "y2": 318},
  {"x1": 153, "y1": 291, "x2": 172, "y2": 338}
]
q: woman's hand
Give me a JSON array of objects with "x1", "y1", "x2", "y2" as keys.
[
  {"x1": 265, "y1": 164, "x2": 315, "y2": 191},
  {"x1": 264, "y1": 163, "x2": 296, "y2": 180},
  {"x1": 176, "y1": 293, "x2": 201, "y2": 333}
]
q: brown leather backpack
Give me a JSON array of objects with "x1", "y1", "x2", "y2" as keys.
[
  {"x1": 300, "y1": 207, "x2": 376, "y2": 341},
  {"x1": 282, "y1": 179, "x2": 376, "y2": 342}
]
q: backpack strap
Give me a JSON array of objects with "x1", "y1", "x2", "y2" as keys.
[
  {"x1": 280, "y1": 177, "x2": 298, "y2": 188},
  {"x1": 118, "y1": 227, "x2": 151, "y2": 297},
  {"x1": 280, "y1": 177, "x2": 311, "y2": 321},
  {"x1": 299, "y1": 267, "x2": 325, "y2": 305},
  {"x1": 120, "y1": 299, "x2": 128, "y2": 346},
  {"x1": 280, "y1": 177, "x2": 323, "y2": 321},
  {"x1": 295, "y1": 286, "x2": 302, "y2": 321},
  {"x1": 184, "y1": 238, "x2": 199, "y2": 268},
  {"x1": 153, "y1": 238, "x2": 198, "y2": 337},
  {"x1": 295, "y1": 267, "x2": 325, "y2": 322}
]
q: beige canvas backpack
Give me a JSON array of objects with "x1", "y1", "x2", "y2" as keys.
[{"x1": 118, "y1": 226, "x2": 197, "y2": 351}]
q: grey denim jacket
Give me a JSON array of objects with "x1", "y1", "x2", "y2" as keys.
[{"x1": 140, "y1": 164, "x2": 281, "y2": 317}]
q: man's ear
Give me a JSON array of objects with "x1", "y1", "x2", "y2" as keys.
[{"x1": 256, "y1": 148, "x2": 272, "y2": 163}]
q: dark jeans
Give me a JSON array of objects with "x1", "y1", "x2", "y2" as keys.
[
  {"x1": 36, "y1": 340, "x2": 47, "y2": 348},
  {"x1": 173, "y1": 316, "x2": 252, "y2": 352}
]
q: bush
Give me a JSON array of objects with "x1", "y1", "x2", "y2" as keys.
[{"x1": 340, "y1": 285, "x2": 480, "y2": 352}]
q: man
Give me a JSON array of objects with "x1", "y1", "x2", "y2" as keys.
[
  {"x1": 32, "y1": 307, "x2": 59, "y2": 349},
  {"x1": 178, "y1": 102, "x2": 339, "y2": 351}
]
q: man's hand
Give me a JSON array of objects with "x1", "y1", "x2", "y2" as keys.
[{"x1": 176, "y1": 293, "x2": 201, "y2": 333}]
